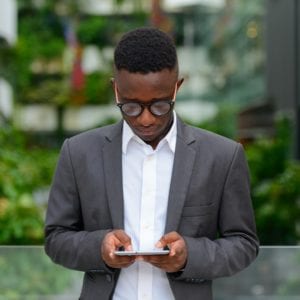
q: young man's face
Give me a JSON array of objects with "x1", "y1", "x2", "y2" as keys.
[{"x1": 113, "y1": 69, "x2": 183, "y2": 149}]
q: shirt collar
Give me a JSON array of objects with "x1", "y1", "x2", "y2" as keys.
[{"x1": 122, "y1": 111, "x2": 177, "y2": 154}]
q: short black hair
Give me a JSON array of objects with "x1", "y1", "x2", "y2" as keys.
[{"x1": 114, "y1": 27, "x2": 178, "y2": 74}]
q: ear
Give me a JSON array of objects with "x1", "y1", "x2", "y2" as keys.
[
  {"x1": 110, "y1": 77, "x2": 115, "y2": 87},
  {"x1": 176, "y1": 77, "x2": 184, "y2": 90},
  {"x1": 111, "y1": 78, "x2": 119, "y2": 104}
]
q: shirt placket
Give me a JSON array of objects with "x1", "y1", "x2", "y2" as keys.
[{"x1": 138, "y1": 152, "x2": 156, "y2": 300}]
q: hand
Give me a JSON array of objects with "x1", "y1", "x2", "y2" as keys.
[
  {"x1": 141, "y1": 231, "x2": 187, "y2": 273},
  {"x1": 101, "y1": 229, "x2": 135, "y2": 269}
]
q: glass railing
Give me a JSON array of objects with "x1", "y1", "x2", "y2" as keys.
[
  {"x1": 214, "y1": 246, "x2": 300, "y2": 300},
  {"x1": 0, "y1": 246, "x2": 299, "y2": 299}
]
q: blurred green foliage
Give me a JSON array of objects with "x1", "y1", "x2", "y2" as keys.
[
  {"x1": 15, "y1": 8, "x2": 65, "y2": 98},
  {"x1": 77, "y1": 13, "x2": 148, "y2": 47},
  {"x1": 6, "y1": 0, "x2": 148, "y2": 106},
  {"x1": 204, "y1": 0, "x2": 265, "y2": 105},
  {"x1": 77, "y1": 17, "x2": 110, "y2": 46},
  {"x1": 0, "y1": 125, "x2": 59, "y2": 244},
  {"x1": 84, "y1": 71, "x2": 113, "y2": 105},
  {"x1": 189, "y1": 103, "x2": 238, "y2": 138},
  {"x1": 22, "y1": 79, "x2": 70, "y2": 106},
  {"x1": 246, "y1": 118, "x2": 300, "y2": 244}
]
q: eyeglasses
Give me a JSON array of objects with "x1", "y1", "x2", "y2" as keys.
[{"x1": 115, "y1": 85, "x2": 177, "y2": 117}]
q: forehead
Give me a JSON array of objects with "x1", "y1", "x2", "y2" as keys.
[{"x1": 115, "y1": 69, "x2": 177, "y2": 97}]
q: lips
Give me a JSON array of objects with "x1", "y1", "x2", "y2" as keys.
[
  {"x1": 138, "y1": 129, "x2": 155, "y2": 136},
  {"x1": 135, "y1": 127, "x2": 156, "y2": 138}
]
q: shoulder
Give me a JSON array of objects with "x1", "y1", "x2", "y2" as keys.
[
  {"x1": 179, "y1": 121, "x2": 242, "y2": 158},
  {"x1": 179, "y1": 119, "x2": 238, "y2": 147},
  {"x1": 63, "y1": 122, "x2": 122, "y2": 152},
  {"x1": 191, "y1": 125, "x2": 236, "y2": 145}
]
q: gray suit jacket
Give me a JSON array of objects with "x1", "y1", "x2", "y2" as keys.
[{"x1": 45, "y1": 118, "x2": 259, "y2": 300}]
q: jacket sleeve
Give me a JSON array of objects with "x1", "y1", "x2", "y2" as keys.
[{"x1": 44, "y1": 139, "x2": 113, "y2": 274}]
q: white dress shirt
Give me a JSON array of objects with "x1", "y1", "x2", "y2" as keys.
[{"x1": 113, "y1": 113, "x2": 177, "y2": 300}]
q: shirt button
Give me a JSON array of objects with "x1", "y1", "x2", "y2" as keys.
[{"x1": 142, "y1": 224, "x2": 150, "y2": 229}]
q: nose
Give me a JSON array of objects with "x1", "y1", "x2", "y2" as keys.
[{"x1": 137, "y1": 106, "x2": 156, "y2": 126}]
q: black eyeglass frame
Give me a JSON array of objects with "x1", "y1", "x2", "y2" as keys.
[
  {"x1": 114, "y1": 84, "x2": 177, "y2": 117},
  {"x1": 116, "y1": 100, "x2": 175, "y2": 117}
]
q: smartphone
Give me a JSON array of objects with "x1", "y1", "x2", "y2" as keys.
[{"x1": 114, "y1": 249, "x2": 170, "y2": 256}]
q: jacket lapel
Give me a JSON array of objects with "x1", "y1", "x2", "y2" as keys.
[
  {"x1": 101, "y1": 119, "x2": 196, "y2": 232},
  {"x1": 165, "y1": 119, "x2": 196, "y2": 233},
  {"x1": 102, "y1": 121, "x2": 124, "y2": 229}
]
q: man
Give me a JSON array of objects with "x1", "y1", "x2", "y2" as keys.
[{"x1": 45, "y1": 27, "x2": 259, "y2": 300}]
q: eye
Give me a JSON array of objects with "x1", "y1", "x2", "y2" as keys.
[
  {"x1": 151, "y1": 101, "x2": 172, "y2": 115},
  {"x1": 121, "y1": 103, "x2": 142, "y2": 116}
]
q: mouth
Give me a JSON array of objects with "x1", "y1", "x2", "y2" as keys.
[{"x1": 135, "y1": 127, "x2": 156, "y2": 139}]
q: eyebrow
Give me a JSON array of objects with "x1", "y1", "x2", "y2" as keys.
[
  {"x1": 120, "y1": 96, "x2": 172, "y2": 103},
  {"x1": 114, "y1": 84, "x2": 177, "y2": 104},
  {"x1": 115, "y1": 86, "x2": 173, "y2": 103}
]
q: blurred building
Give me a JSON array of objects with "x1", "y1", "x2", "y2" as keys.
[{"x1": 266, "y1": 0, "x2": 300, "y2": 159}]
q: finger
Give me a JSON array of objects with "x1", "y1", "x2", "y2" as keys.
[
  {"x1": 113, "y1": 230, "x2": 133, "y2": 250},
  {"x1": 108, "y1": 256, "x2": 136, "y2": 269},
  {"x1": 155, "y1": 231, "x2": 180, "y2": 248},
  {"x1": 102, "y1": 230, "x2": 133, "y2": 262},
  {"x1": 171, "y1": 238, "x2": 187, "y2": 257}
]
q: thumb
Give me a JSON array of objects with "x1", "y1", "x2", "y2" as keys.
[
  {"x1": 155, "y1": 231, "x2": 180, "y2": 248},
  {"x1": 155, "y1": 233, "x2": 171, "y2": 248}
]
